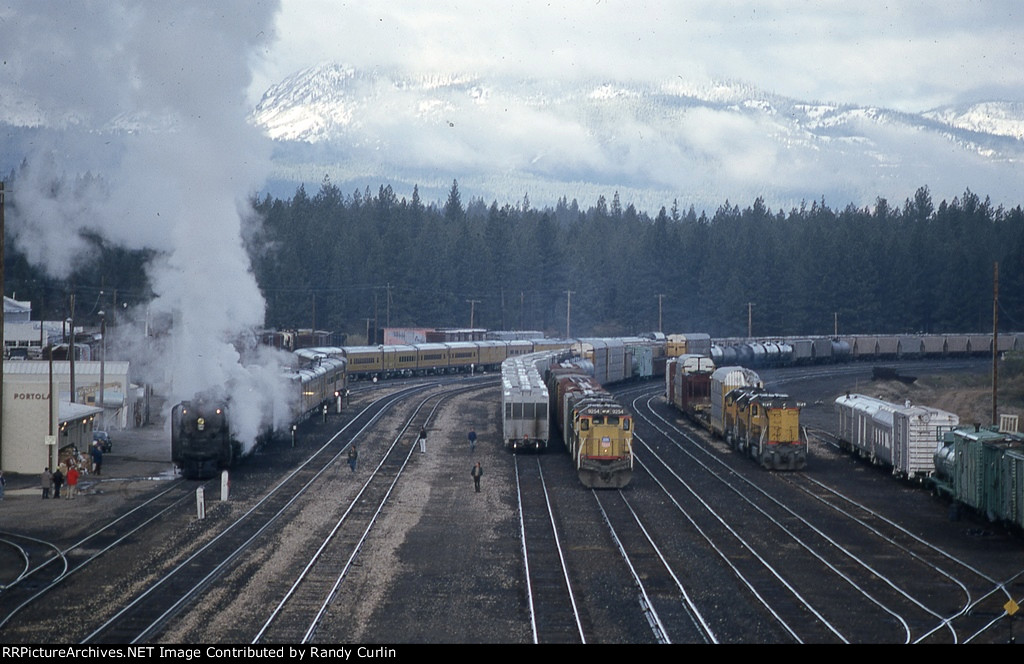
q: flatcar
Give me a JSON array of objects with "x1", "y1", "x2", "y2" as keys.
[
  {"x1": 834, "y1": 394, "x2": 960, "y2": 479},
  {"x1": 548, "y1": 362, "x2": 633, "y2": 488}
]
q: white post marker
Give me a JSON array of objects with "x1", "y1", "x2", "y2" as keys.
[
  {"x1": 196, "y1": 487, "x2": 206, "y2": 520},
  {"x1": 221, "y1": 470, "x2": 230, "y2": 501}
]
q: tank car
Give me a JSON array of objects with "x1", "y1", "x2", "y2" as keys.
[{"x1": 548, "y1": 363, "x2": 633, "y2": 489}]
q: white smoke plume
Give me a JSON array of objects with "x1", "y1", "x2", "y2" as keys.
[{"x1": 1, "y1": 1, "x2": 290, "y2": 449}]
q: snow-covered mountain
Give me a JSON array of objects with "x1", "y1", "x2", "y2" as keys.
[
  {"x1": 249, "y1": 63, "x2": 1024, "y2": 212},
  {"x1": 923, "y1": 101, "x2": 1024, "y2": 141},
  {"x1": 4, "y1": 61, "x2": 1019, "y2": 214},
  {"x1": 4, "y1": 62, "x2": 1023, "y2": 214}
]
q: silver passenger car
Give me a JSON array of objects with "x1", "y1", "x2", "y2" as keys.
[
  {"x1": 834, "y1": 393, "x2": 960, "y2": 479},
  {"x1": 501, "y1": 351, "x2": 564, "y2": 451}
]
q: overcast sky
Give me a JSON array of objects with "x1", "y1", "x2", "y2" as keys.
[{"x1": 251, "y1": 0, "x2": 1024, "y2": 113}]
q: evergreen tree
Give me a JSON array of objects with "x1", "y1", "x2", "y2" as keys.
[{"x1": 444, "y1": 179, "x2": 463, "y2": 222}]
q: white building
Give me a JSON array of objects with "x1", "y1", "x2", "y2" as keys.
[
  {"x1": 3, "y1": 320, "x2": 70, "y2": 359},
  {"x1": 2, "y1": 359, "x2": 133, "y2": 474},
  {"x1": 3, "y1": 295, "x2": 32, "y2": 323}
]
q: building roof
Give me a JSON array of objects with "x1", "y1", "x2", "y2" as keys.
[
  {"x1": 3, "y1": 295, "x2": 31, "y2": 316},
  {"x1": 3, "y1": 360, "x2": 131, "y2": 377},
  {"x1": 59, "y1": 400, "x2": 103, "y2": 424}
]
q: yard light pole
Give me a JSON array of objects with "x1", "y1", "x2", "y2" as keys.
[{"x1": 99, "y1": 310, "x2": 106, "y2": 429}]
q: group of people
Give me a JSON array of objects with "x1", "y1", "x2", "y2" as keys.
[
  {"x1": 39, "y1": 440, "x2": 105, "y2": 500},
  {"x1": 40, "y1": 464, "x2": 78, "y2": 499}
]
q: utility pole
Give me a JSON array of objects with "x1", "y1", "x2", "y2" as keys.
[
  {"x1": 99, "y1": 310, "x2": 106, "y2": 430},
  {"x1": 656, "y1": 294, "x2": 665, "y2": 333},
  {"x1": 1, "y1": 181, "x2": 5, "y2": 463},
  {"x1": 993, "y1": 262, "x2": 999, "y2": 426},
  {"x1": 565, "y1": 290, "x2": 574, "y2": 339},
  {"x1": 747, "y1": 302, "x2": 754, "y2": 339},
  {"x1": 68, "y1": 293, "x2": 76, "y2": 403},
  {"x1": 466, "y1": 299, "x2": 481, "y2": 328}
]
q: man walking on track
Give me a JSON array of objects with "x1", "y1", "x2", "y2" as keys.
[
  {"x1": 471, "y1": 462, "x2": 483, "y2": 492},
  {"x1": 418, "y1": 426, "x2": 427, "y2": 453},
  {"x1": 468, "y1": 429, "x2": 477, "y2": 453}
]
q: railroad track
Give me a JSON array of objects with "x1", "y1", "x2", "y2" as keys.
[
  {"x1": 514, "y1": 455, "x2": 585, "y2": 644},
  {"x1": 0, "y1": 483, "x2": 198, "y2": 637},
  {"x1": 628, "y1": 383, "x2": 1024, "y2": 644},
  {"x1": 75, "y1": 382, "x2": 439, "y2": 644},
  {"x1": 591, "y1": 488, "x2": 716, "y2": 644},
  {"x1": 253, "y1": 383, "x2": 485, "y2": 643}
]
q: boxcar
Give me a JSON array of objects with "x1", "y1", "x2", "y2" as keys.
[
  {"x1": 835, "y1": 394, "x2": 959, "y2": 479},
  {"x1": 932, "y1": 425, "x2": 1024, "y2": 528}
]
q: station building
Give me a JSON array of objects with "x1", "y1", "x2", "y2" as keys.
[{"x1": 2, "y1": 360, "x2": 132, "y2": 474}]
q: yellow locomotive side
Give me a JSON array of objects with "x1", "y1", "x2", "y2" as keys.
[{"x1": 724, "y1": 387, "x2": 807, "y2": 470}]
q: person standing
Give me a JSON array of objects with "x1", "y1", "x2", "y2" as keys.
[
  {"x1": 91, "y1": 441, "x2": 104, "y2": 476},
  {"x1": 52, "y1": 467, "x2": 64, "y2": 499},
  {"x1": 66, "y1": 465, "x2": 79, "y2": 500},
  {"x1": 471, "y1": 462, "x2": 483, "y2": 493},
  {"x1": 348, "y1": 445, "x2": 358, "y2": 472},
  {"x1": 468, "y1": 429, "x2": 477, "y2": 453},
  {"x1": 41, "y1": 468, "x2": 53, "y2": 499},
  {"x1": 418, "y1": 426, "x2": 427, "y2": 453}
]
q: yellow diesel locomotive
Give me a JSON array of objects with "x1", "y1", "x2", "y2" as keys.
[
  {"x1": 548, "y1": 363, "x2": 633, "y2": 489},
  {"x1": 723, "y1": 386, "x2": 806, "y2": 470}
]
